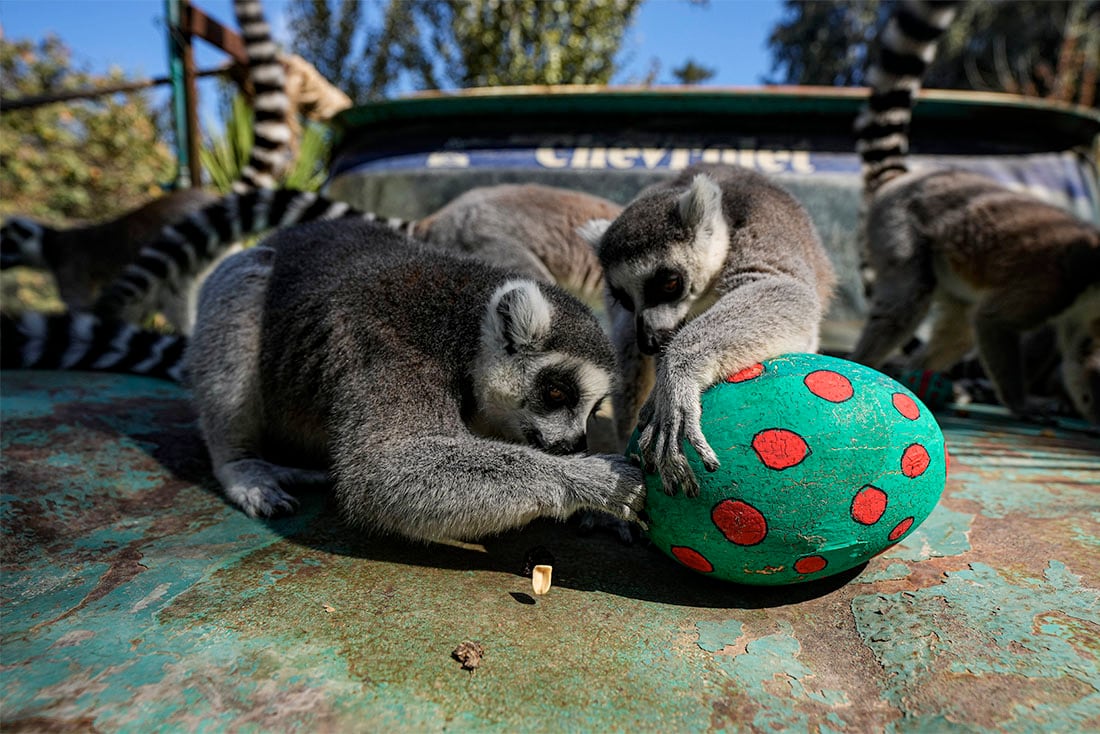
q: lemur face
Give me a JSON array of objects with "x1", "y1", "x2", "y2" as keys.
[
  {"x1": 607, "y1": 262, "x2": 696, "y2": 355},
  {"x1": 472, "y1": 279, "x2": 614, "y2": 453},
  {"x1": 584, "y1": 172, "x2": 730, "y2": 357},
  {"x1": 473, "y1": 350, "x2": 613, "y2": 454},
  {"x1": 519, "y1": 358, "x2": 612, "y2": 454},
  {"x1": 605, "y1": 243, "x2": 725, "y2": 357}
]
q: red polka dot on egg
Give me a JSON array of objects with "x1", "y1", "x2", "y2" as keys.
[
  {"x1": 901, "y1": 444, "x2": 931, "y2": 478},
  {"x1": 804, "y1": 370, "x2": 854, "y2": 403},
  {"x1": 712, "y1": 499, "x2": 769, "y2": 546},
  {"x1": 851, "y1": 485, "x2": 888, "y2": 525},
  {"x1": 794, "y1": 555, "x2": 828, "y2": 574},
  {"x1": 728, "y1": 363, "x2": 765, "y2": 383},
  {"x1": 889, "y1": 517, "x2": 915, "y2": 541},
  {"x1": 671, "y1": 546, "x2": 714, "y2": 573},
  {"x1": 752, "y1": 429, "x2": 809, "y2": 470},
  {"x1": 892, "y1": 392, "x2": 921, "y2": 420}
]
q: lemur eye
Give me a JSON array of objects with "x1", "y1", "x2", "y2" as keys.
[
  {"x1": 645, "y1": 269, "x2": 685, "y2": 304},
  {"x1": 544, "y1": 384, "x2": 569, "y2": 408},
  {"x1": 535, "y1": 369, "x2": 580, "y2": 412}
]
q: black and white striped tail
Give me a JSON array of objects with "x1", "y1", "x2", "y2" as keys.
[
  {"x1": 854, "y1": 0, "x2": 961, "y2": 194},
  {"x1": 1, "y1": 217, "x2": 48, "y2": 269},
  {"x1": 233, "y1": 0, "x2": 291, "y2": 192},
  {"x1": 91, "y1": 188, "x2": 418, "y2": 322},
  {"x1": 2, "y1": 311, "x2": 187, "y2": 383}
]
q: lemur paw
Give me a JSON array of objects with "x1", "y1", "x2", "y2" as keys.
[
  {"x1": 234, "y1": 485, "x2": 300, "y2": 518},
  {"x1": 216, "y1": 459, "x2": 329, "y2": 518},
  {"x1": 637, "y1": 383, "x2": 718, "y2": 497},
  {"x1": 586, "y1": 455, "x2": 648, "y2": 530}
]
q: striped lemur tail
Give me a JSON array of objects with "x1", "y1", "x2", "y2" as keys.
[
  {"x1": 91, "y1": 189, "x2": 417, "y2": 322},
  {"x1": 854, "y1": 0, "x2": 961, "y2": 195},
  {"x1": 0, "y1": 0, "x2": 291, "y2": 277},
  {"x1": 84, "y1": 1, "x2": 423, "y2": 326},
  {"x1": 232, "y1": 0, "x2": 292, "y2": 192},
  {"x1": 2, "y1": 311, "x2": 187, "y2": 383}
]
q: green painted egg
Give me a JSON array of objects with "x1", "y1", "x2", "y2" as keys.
[{"x1": 630, "y1": 353, "x2": 947, "y2": 585}]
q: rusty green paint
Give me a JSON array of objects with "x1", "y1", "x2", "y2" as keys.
[
  {"x1": 853, "y1": 561, "x2": 1100, "y2": 732},
  {"x1": 704, "y1": 620, "x2": 852, "y2": 731},
  {"x1": 3, "y1": 371, "x2": 1099, "y2": 731}
]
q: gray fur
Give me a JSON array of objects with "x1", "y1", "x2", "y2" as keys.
[
  {"x1": 231, "y1": 0, "x2": 292, "y2": 192},
  {"x1": 92, "y1": 183, "x2": 619, "y2": 333},
  {"x1": 414, "y1": 183, "x2": 620, "y2": 307},
  {"x1": 585, "y1": 163, "x2": 836, "y2": 496},
  {"x1": 850, "y1": 0, "x2": 1100, "y2": 423},
  {"x1": 2, "y1": 0, "x2": 290, "y2": 331},
  {"x1": 187, "y1": 218, "x2": 644, "y2": 541},
  {"x1": 852, "y1": 168, "x2": 1100, "y2": 423}
]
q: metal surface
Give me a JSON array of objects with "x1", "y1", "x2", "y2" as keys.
[{"x1": 2, "y1": 370, "x2": 1099, "y2": 732}]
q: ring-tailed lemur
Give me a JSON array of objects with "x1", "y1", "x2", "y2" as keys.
[
  {"x1": 4, "y1": 216, "x2": 646, "y2": 540},
  {"x1": 3, "y1": 219, "x2": 646, "y2": 540},
  {"x1": 580, "y1": 163, "x2": 837, "y2": 496},
  {"x1": 92, "y1": 183, "x2": 621, "y2": 328},
  {"x1": 0, "y1": 0, "x2": 290, "y2": 328},
  {"x1": 231, "y1": 0, "x2": 291, "y2": 192},
  {"x1": 850, "y1": 0, "x2": 1100, "y2": 424},
  {"x1": 186, "y1": 219, "x2": 644, "y2": 539}
]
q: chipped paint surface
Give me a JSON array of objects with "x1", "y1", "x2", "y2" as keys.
[
  {"x1": 3, "y1": 372, "x2": 1099, "y2": 731},
  {"x1": 853, "y1": 562, "x2": 1100, "y2": 732}
]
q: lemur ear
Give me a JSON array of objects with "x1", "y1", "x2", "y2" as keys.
[
  {"x1": 677, "y1": 174, "x2": 723, "y2": 231},
  {"x1": 577, "y1": 219, "x2": 612, "y2": 253},
  {"x1": 486, "y1": 280, "x2": 553, "y2": 354}
]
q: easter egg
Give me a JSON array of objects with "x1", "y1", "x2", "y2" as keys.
[{"x1": 630, "y1": 353, "x2": 947, "y2": 585}]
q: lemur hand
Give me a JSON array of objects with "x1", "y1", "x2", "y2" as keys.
[
  {"x1": 571, "y1": 455, "x2": 649, "y2": 529},
  {"x1": 637, "y1": 373, "x2": 720, "y2": 497}
]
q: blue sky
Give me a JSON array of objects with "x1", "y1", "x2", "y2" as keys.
[{"x1": 1, "y1": 0, "x2": 787, "y2": 124}]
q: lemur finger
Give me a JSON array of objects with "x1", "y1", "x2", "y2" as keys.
[
  {"x1": 667, "y1": 450, "x2": 700, "y2": 498},
  {"x1": 638, "y1": 420, "x2": 661, "y2": 468},
  {"x1": 686, "y1": 422, "x2": 720, "y2": 472},
  {"x1": 680, "y1": 457, "x2": 701, "y2": 498}
]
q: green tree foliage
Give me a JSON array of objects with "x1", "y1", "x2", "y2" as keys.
[
  {"x1": 766, "y1": 1, "x2": 883, "y2": 88},
  {"x1": 0, "y1": 36, "x2": 174, "y2": 225},
  {"x1": 288, "y1": 0, "x2": 643, "y2": 102},
  {"x1": 767, "y1": 0, "x2": 1099, "y2": 106},
  {"x1": 433, "y1": 0, "x2": 644, "y2": 88},
  {"x1": 287, "y1": 0, "x2": 371, "y2": 101},
  {"x1": 671, "y1": 59, "x2": 717, "y2": 85}
]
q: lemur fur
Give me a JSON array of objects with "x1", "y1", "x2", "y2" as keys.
[
  {"x1": 850, "y1": 0, "x2": 1100, "y2": 423},
  {"x1": 93, "y1": 184, "x2": 621, "y2": 329},
  {"x1": 186, "y1": 219, "x2": 645, "y2": 540},
  {"x1": 1, "y1": 0, "x2": 291, "y2": 330},
  {"x1": 581, "y1": 163, "x2": 836, "y2": 496}
]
